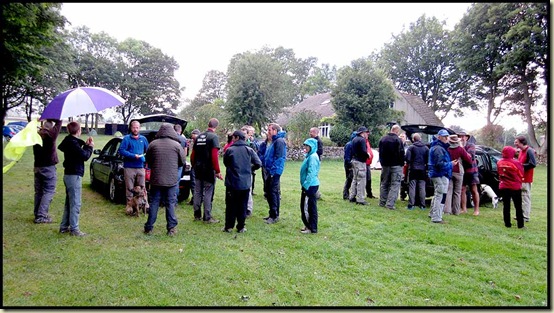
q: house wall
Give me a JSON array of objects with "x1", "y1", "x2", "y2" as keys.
[{"x1": 392, "y1": 95, "x2": 427, "y2": 125}]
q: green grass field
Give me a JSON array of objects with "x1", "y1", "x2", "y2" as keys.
[{"x1": 2, "y1": 135, "x2": 549, "y2": 307}]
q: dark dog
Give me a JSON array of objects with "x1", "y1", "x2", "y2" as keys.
[{"x1": 126, "y1": 186, "x2": 148, "y2": 217}]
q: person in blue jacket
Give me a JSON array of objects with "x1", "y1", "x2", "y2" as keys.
[
  {"x1": 118, "y1": 120, "x2": 149, "y2": 215},
  {"x1": 263, "y1": 123, "x2": 287, "y2": 224},
  {"x1": 299, "y1": 138, "x2": 320, "y2": 234},
  {"x1": 428, "y1": 129, "x2": 456, "y2": 224}
]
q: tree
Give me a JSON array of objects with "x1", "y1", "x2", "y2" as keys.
[
  {"x1": 225, "y1": 51, "x2": 290, "y2": 131},
  {"x1": 331, "y1": 58, "x2": 397, "y2": 143},
  {"x1": 117, "y1": 38, "x2": 181, "y2": 124},
  {"x1": 189, "y1": 70, "x2": 227, "y2": 109},
  {"x1": 1, "y1": 3, "x2": 66, "y2": 124},
  {"x1": 285, "y1": 110, "x2": 321, "y2": 146},
  {"x1": 379, "y1": 15, "x2": 473, "y2": 120},
  {"x1": 302, "y1": 63, "x2": 337, "y2": 96}
]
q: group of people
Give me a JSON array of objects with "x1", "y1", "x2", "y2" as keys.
[
  {"x1": 33, "y1": 120, "x2": 94, "y2": 237},
  {"x1": 342, "y1": 124, "x2": 536, "y2": 228}
]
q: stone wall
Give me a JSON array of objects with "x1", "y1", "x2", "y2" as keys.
[{"x1": 286, "y1": 145, "x2": 344, "y2": 161}]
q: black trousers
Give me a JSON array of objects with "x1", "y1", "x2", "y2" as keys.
[
  {"x1": 501, "y1": 189, "x2": 524, "y2": 228},
  {"x1": 225, "y1": 188, "x2": 250, "y2": 230},
  {"x1": 267, "y1": 174, "x2": 281, "y2": 219},
  {"x1": 300, "y1": 186, "x2": 319, "y2": 233},
  {"x1": 343, "y1": 164, "x2": 353, "y2": 199}
]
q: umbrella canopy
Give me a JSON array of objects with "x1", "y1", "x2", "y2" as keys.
[{"x1": 40, "y1": 87, "x2": 125, "y2": 120}]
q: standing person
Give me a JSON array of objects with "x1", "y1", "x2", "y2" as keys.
[
  {"x1": 245, "y1": 126, "x2": 259, "y2": 196},
  {"x1": 514, "y1": 136, "x2": 536, "y2": 222},
  {"x1": 223, "y1": 131, "x2": 234, "y2": 153},
  {"x1": 404, "y1": 133, "x2": 429, "y2": 210},
  {"x1": 222, "y1": 130, "x2": 262, "y2": 233},
  {"x1": 57, "y1": 121, "x2": 94, "y2": 236},
  {"x1": 365, "y1": 132, "x2": 376, "y2": 199},
  {"x1": 299, "y1": 138, "x2": 320, "y2": 234},
  {"x1": 342, "y1": 131, "x2": 357, "y2": 200},
  {"x1": 458, "y1": 131, "x2": 480, "y2": 216},
  {"x1": 257, "y1": 134, "x2": 271, "y2": 200},
  {"x1": 348, "y1": 127, "x2": 370, "y2": 205},
  {"x1": 187, "y1": 129, "x2": 201, "y2": 205},
  {"x1": 378, "y1": 124, "x2": 405, "y2": 210},
  {"x1": 497, "y1": 146, "x2": 525, "y2": 229},
  {"x1": 310, "y1": 127, "x2": 323, "y2": 199},
  {"x1": 143, "y1": 123, "x2": 186, "y2": 236},
  {"x1": 173, "y1": 123, "x2": 188, "y2": 182},
  {"x1": 263, "y1": 123, "x2": 287, "y2": 224},
  {"x1": 190, "y1": 118, "x2": 223, "y2": 224},
  {"x1": 241, "y1": 125, "x2": 258, "y2": 217},
  {"x1": 32, "y1": 119, "x2": 62, "y2": 224},
  {"x1": 444, "y1": 135, "x2": 472, "y2": 215},
  {"x1": 118, "y1": 120, "x2": 149, "y2": 215},
  {"x1": 428, "y1": 129, "x2": 456, "y2": 224}
]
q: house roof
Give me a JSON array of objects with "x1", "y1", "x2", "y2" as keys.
[
  {"x1": 275, "y1": 92, "x2": 333, "y2": 125},
  {"x1": 397, "y1": 92, "x2": 443, "y2": 126},
  {"x1": 276, "y1": 89, "x2": 443, "y2": 127}
]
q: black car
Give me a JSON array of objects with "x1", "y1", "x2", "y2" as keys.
[
  {"x1": 90, "y1": 114, "x2": 192, "y2": 203},
  {"x1": 399, "y1": 124, "x2": 499, "y2": 202}
]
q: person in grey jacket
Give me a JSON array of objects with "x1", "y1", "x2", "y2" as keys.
[
  {"x1": 144, "y1": 123, "x2": 186, "y2": 236},
  {"x1": 222, "y1": 130, "x2": 262, "y2": 233},
  {"x1": 404, "y1": 133, "x2": 429, "y2": 210}
]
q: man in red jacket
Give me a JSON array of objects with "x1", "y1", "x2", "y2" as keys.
[
  {"x1": 497, "y1": 146, "x2": 525, "y2": 229},
  {"x1": 514, "y1": 136, "x2": 536, "y2": 222}
]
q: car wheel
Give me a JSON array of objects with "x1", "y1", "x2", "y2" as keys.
[{"x1": 109, "y1": 175, "x2": 118, "y2": 203}]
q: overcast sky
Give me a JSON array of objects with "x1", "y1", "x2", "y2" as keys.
[{"x1": 60, "y1": 2, "x2": 526, "y2": 132}]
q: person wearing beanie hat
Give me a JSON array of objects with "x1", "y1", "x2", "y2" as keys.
[{"x1": 427, "y1": 129, "x2": 457, "y2": 224}]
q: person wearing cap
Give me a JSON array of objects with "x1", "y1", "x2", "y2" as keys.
[
  {"x1": 190, "y1": 118, "x2": 223, "y2": 224},
  {"x1": 514, "y1": 135, "x2": 536, "y2": 222},
  {"x1": 444, "y1": 134, "x2": 472, "y2": 215},
  {"x1": 404, "y1": 133, "x2": 429, "y2": 210},
  {"x1": 187, "y1": 129, "x2": 201, "y2": 205},
  {"x1": 348, "y1": 126, "x2": 370, "y2": 205},
  {"x1": 428, "y1": 129, "x2": 456, "y2": 224},
  {"x1": 222, "y1": 130, "x2": 262, "y2": 233},
  {"x1": 378, "y1": 124, "x2": 405, "y2": 210},
  {"x1": 458, "y1": 131, "x2": 480, "y2": 216},
  {"x1": 299, "y1": 137, "x2": 320, "y2": 234}
]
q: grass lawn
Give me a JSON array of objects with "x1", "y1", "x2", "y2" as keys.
[{"x1": 2, "y1": 134, "x2": 549, "y2": 307}]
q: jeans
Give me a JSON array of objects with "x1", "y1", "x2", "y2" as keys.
[
  {"x1": 300, "y1": 186, "x2": 319, "y2": 233},
  {"x1": 34, "y1": 165, "x2": 57, "y2": 220},
  {"x1": 60, "y1": 175, "x2": 82, "y2": 231},
  {"x1": 193, "y1": 178, "x2": 215, "y2": 220},
  {"x1": 430, "y1": 176, "x2": 449, "y2": 222},
  {"x1": 379, "y1": 165, "x2": 402, "y2": 208},
  {"x1": 267, "y1": 174, "x2": 281, "y2": 219},
  {"x1": 225, "y1": 188, "x2": 250, "y2": 230},
  {"x1": 144, "y1": 184, "x2": 178, "y2": 232}
]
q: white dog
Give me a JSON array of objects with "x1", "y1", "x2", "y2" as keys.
[{"x1": 481, "y1": 184, "x2": 499, "y2": 209}]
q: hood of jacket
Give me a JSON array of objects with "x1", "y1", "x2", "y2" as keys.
[
  {"x1": 303, "y1": 138, "x2": 318, "y2": 157},
  {"x1": 155, "y1": 123, "x2": 180, "y2": 142},
  {"x1": 430, "y1": 136, "x2": 449, "y2": 150},
  {"x1": 349, "y1": 131, "x2": 357, "y2": 141},
  {"x1": 502, "y1": 146, "x2": 516, "y2": 159},
  {"x1": 272, "y1": 130, "x2": 287, "y2": 141},
  {"x1": 413, "y1": 140, "x2": 426, "y2": 147}
]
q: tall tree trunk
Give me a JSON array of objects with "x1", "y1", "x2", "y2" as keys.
[
  {"x1": 521, "y1": 82, "x2": 540, "y2": 149},
  {"x1": 84, "y1": 114, "x2": 89, "y2": 134},
  {"x1": 95, "y1": 113, "x2": 99, "y2": 130}
]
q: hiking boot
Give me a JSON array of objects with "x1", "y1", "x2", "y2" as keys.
[
  {"x1": 419, "y1": 206, "x2": 426, "y2": 210},
  {"x1": 59, "y1": 227, "x2": 69, "y2": 234},
  {"x1": 237, "y1": 228, "x2": 247, "y2": 233},
  {"x1": 265, "y1": 217, "x2": 277, "y2": 224},
  {"x1": 194, "y1": 217, "x2": 202, "y2": 221},
  {"x1": 356, "y1": 201, "x2": 369, "y2": 206},
  {"x1": 70, "y1": 229, "x2": 87, "y2": 237},
  {"x1": 34, "y1": 217, "x2": 53, "y2": 224},
  {"x1": 349, "y1": 198, "x2": 356, "y2": 203},
  {"x1": 144, "y1": 228, "x2": 153, "y2": 235},
  {"x1": 407, "y1": 205, "x2": 414, "y2": 210},
  {"x1": 167, "y1": 228, "x2": 177, "y2": 236},
  {"x1": 222, "y1": 227, "x2": 232, "y2": 233},
  {"x1": 300, "y1": 229, "x2": 312, "y2": 234},
  {"x1": 263, "y1": 216, "x2": 270, "y2": 220},
  {"x1": 432, "y1": 220, "x2": 448, "y2": 224},
  {"x1": 386, "y1": 206, "x2": 396, "y2": 210},
  {"x1": 204, "y1": 218, "x2": 220, "y2": 224}
]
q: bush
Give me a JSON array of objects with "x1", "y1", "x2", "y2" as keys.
[{"x1": 329, "y1": 123, "x2": 353, "y2": 146}]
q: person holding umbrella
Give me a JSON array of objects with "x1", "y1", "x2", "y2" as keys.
[{"x1": 58, "y1": 121, "x2": 94, "y2": 236}]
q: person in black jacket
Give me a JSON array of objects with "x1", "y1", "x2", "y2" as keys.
[
  {"x1": 222, "y1": 130, "x2": 262, "y2": 233},
  {"x1": 348, "y1": 127, "x2": 370, "y2": 205},
  {"x1": 404, "y1": 133, "x2": 429, "y2": 210},
  {"x1": 57, "y1": 121, "x2": 94, "y2": 237},
  {"x1": 378, "y1": 124, "x2": 405, "y2": 210},
  {"x1": 33, "y1": 119, "x2": 61, "y2": 224}
]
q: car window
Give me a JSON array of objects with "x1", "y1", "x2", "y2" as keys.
[{"x1": 490, "y1": 154, "x2": 501, "y2": 171}]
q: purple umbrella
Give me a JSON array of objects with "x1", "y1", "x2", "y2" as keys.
[{"x1": 40, "y1": 87, "x2": 125, "y2": 120}]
